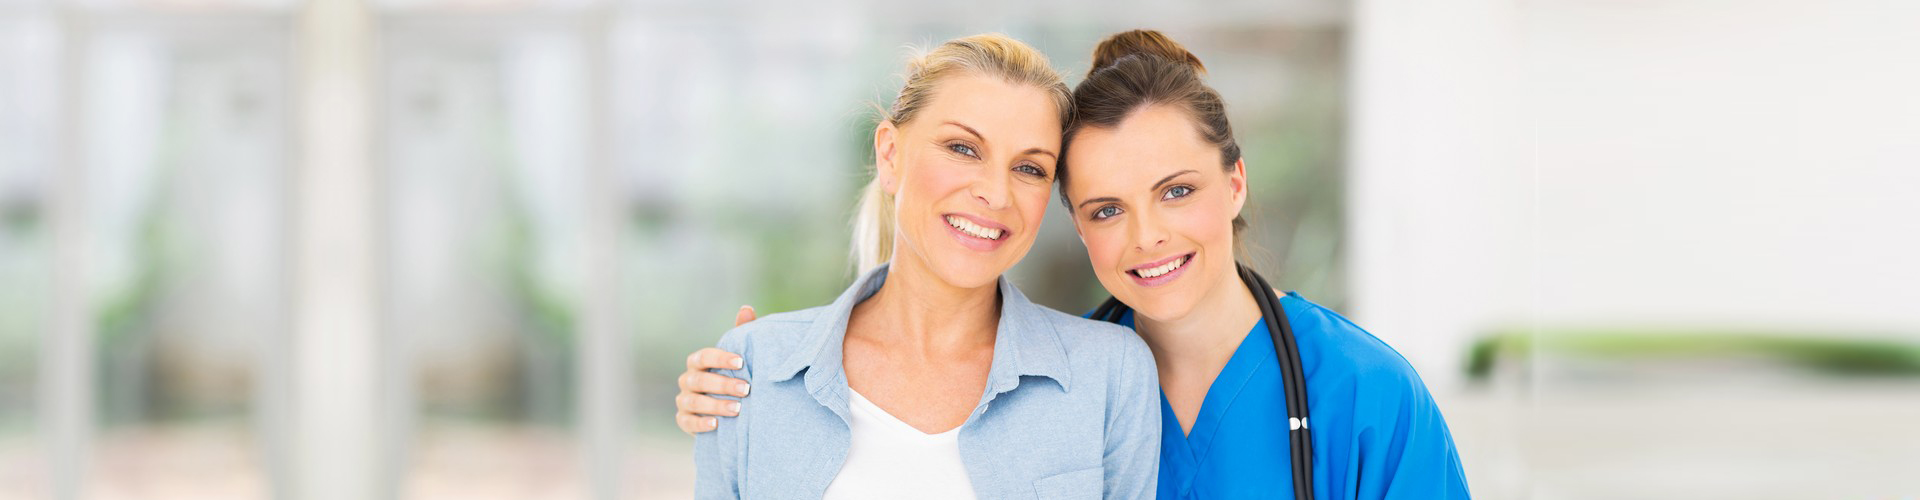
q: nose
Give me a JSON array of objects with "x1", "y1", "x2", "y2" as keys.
[
  {"x1": 1130, "y1": 208, "x2": 1169, "y2": 251},
  {"x1": 970, "y1": 169, "x2": 1012, "y2": 210}
]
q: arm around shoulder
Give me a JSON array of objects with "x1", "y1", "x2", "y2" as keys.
[{"x1": 693, "y1": 329, "x2": 755, "y2": 498}]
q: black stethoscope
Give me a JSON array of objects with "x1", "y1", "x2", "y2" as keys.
[{"x1": 1089, "y1": 263, "x2": 1316, "y2": 499}]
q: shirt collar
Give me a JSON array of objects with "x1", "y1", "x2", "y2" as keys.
[{"x1": 763, "y1": 264, "x2": 1074, "y2": 395}]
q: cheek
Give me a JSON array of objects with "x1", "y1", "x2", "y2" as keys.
[
  {"x1": 1171, "y1": 197, "x2": 1238, "y2": 252},
  {"x1": 1014, "y1": 184, "x2": 1051, "y2": 227},
  {"x1": 897, "y1": 160, "x2": 960, "y2": 209},
  {"x1": 1079, "y1": 222, "x2": 1130, "y2": 269}
]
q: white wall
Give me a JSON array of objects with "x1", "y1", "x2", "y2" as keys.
[
  {"x1": 1349, "y1": 0, "x2": 1920, "y2": 391},
  {"x1": 1527, "y1": 0, "x2": 1920, "y2": 334},
  {"x1": 1349, "y1": 0, "x2": 1528, "y2": 391}
]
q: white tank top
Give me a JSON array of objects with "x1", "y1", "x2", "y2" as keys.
[{"x1": 822, "y1": 389, "x2": 979, "y2": 499}]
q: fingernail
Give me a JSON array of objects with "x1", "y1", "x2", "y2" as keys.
[
  {"x1": 728, "y1": 402, "x2": 741, "y2": 415},
  {"x1": 737, "y1": 383, "x2": 751, "y2": 396},
  {"x1": 687, "y1": 353, "x2": 698, "y2": 364},
  {"x1": 730, "y1": 357, "x2": 744, "y2": 369},
  {"x1": 706, "y1": 417, "x2": 717, "y2": 429}
]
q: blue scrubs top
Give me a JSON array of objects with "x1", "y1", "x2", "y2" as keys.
[{"x1": 1107, "y1": 291, "x2": 1471, "y2": 499}]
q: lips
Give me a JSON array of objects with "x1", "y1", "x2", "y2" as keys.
[
  {"x1": 945, "y1": 214, "x2": 1004, "y2": 240},
  {"x1": 1126, "y1": 252, "x2": 1194, "y2": 287},
  {"x1": 942, "y1": 213, "x2": 1011, "y2": 252}
]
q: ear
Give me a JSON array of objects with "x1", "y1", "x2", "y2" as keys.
[
  {"x1": 874, "y1": 120, "x2": 902, "y2": 195},
  {"x1": 1228, "y1": 157, "x2": 1248, "y2": 214}
]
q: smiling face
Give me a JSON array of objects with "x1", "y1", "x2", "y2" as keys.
[
  {"x1": 876, "y1": 74, "x2": 1063, "y2": 290},
  {"x1": 1065, "y1": 104, "x2": 1247, "y2": 322}
]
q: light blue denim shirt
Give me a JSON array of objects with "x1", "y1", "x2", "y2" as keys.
[{"x1": 695, "y1": 265, "x2": 1160, "y2": 499}]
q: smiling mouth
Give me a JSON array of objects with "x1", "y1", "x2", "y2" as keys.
[
  {"x1": 945, "y1": 215, "x2": 1005, "y2": 240},
  {"x1": 1128, "y1": 253, "x2": 1194, "y2": 279}
]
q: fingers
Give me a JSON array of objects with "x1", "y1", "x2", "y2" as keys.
[
  {"x1": 679, "y1": 370, "x2": 750, "y2": 398},
  {"x1": 677, "y1": 392, "x2": 742, "y2": 418},
  {"x1": 674, "y1": 341, "x2": 751, "y2": 436},
  {"x1": 734, "y1": 305, "x2": 758, "y2": 327},
  {"x1": 685, "y1": 347, "x2": 744, "y2": 372},
  {"x1": 676, "y1": 410, "x2": 718, "y2": 435}
]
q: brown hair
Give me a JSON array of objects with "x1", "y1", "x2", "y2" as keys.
[
  {"x1": 851, "y1": 33, "x2": 1073, "y2": 271},
  {"x1": 1060, "y1": 29, "x2": 1246, "y2": 238}
]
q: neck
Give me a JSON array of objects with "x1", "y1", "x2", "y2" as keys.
[
  {"x1": 1133, "y1": 266, "x2": 1264, "y2": 374},
  {"x1": 850, "y1": 256, "x2": 1001, "y2": 354}
]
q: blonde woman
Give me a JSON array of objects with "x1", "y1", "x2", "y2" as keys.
[{"x1": 692, "y1": 34, "x2": 1160, "y2": 499}]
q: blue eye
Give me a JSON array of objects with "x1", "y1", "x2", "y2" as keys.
[
  {"x1": 1092, "y1": 205, "x2": 1122, "y2": 220},
  {"x1": 1015, "y1": 164, "x2": 1046, "y2": 177},
  {"x1": 948, "y1": 143, "x2": 978, "y2": 158},
  {"x1": 1163, "y1": 185, "x2": 1194, "y2": 200}
]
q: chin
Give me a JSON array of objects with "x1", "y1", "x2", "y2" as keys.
[
  {"x1": 933, "y1": 267, "x2": 1002, "y2": 290},
  {"x1": 927, "y1": 252, "x2": 1016, "y2": 290},
  {"x1": 1121, "y1": 291, "x2": 1203, "y2": 324}
]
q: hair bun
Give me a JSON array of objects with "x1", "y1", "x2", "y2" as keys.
[{"x1": 1089, "y1": 29, "x2": 1206, "y2": 77}]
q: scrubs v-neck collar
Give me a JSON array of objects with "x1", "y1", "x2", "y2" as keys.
[{"x1": 1156, "y1": 316, "x2": 1273, "y2": 489}]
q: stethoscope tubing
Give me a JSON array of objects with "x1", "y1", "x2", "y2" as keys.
[{"x1": 1094, "y1": 263, "x2": 1315, "y2": 499}]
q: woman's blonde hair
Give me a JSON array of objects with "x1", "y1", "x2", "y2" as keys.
[{"x1": 851, "y1": 33, "x2": 1072, "y2": 272}]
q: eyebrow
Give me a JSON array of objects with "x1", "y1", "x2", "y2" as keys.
[
  {"x1": 943, "y1": 121, "x2": 984, "y2": 142},
  {"x1": 1076, "y1": 196, "x2": 1121, "y2": 211},
  {"x1": 944, "y1": 121, "x2": 1057, "y2": 159},
  {"x1": 1152, "y1": 170, "x2": 1199, "y2": 191},
  {"x1": 1075, "y1": 170, "x2": 1201, "y2": 211}
]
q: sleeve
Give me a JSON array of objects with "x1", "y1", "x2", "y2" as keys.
[
  {"x1": 1103, "y1": 332, "x2": 1162, "y2": 499},
  {"x1": 1357, "y1": 370, "x2": 1473, "y2": 500},
  {"x1": 693, "y1": 332, "x2": 752, "y2": 499}
]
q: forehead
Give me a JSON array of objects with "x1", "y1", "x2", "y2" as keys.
[
  {"x1": 1066, "y1": 105, "x2": 1215, "y2": 197},
  {"x1": 914, "y1": 74, "x2": 1063, "y2": 145}
]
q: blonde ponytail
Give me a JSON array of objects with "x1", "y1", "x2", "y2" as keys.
[
  {"x1": 846, "y1": 33, "x2": 1072, "y2": 273},
  {"x1": 851, "y1": 176, "x2": 895, "y2": 272}
]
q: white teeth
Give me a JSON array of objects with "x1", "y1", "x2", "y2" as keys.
[
  {"x1": 946, "y1": 215, "x2": 1003, "y2": 240},
  {"x1": 1134, "y1": 255, "x2": 1188, "y2": 278}
]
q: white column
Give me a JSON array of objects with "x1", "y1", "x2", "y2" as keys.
[
  {"x1": 1347, "y1": 0, "x2": 1528, "y2": 392},
  {"x1": 289, "y1": 0, "x2": 382, "y2": 498},
  {"x1": 579, "y1": 16, "x2": 627, "y2": 500},
  {"x1": 45, "y1": 7, "x2": 91, "y2": 500}
]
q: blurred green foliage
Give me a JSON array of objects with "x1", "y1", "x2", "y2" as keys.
[{"x1": 1466, "y1": 328, "x2": 1920, "y2": 380}]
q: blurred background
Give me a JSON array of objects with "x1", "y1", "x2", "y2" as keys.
[{"x1": 1, "y1": 0, "x2": 1917, "y2": 499}]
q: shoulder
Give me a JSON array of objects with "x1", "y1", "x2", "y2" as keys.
[
  {"x1": 714, "y1": 306, "x2": 828, "y2": 362},
  {"x1": 1281, "y1": 295, "x2": 1466, "y2": 468},
  {"x1": 1282, "y1": 294, "x2": 1431, "y2": 397},
  {"x1": 1035, "y1": 305, "x2": 1152, "y2": 360},
  {"x1": 1029, "y1": 305, "x2": 1158, "y2": 390}
]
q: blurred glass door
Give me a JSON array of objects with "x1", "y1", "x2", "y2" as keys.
[
  {"x1": 0, "y1": 5, "x2": 294, "y2": 499},
  {"x1": 379, "y1": 14, "x2": 595, "y2": 500}
]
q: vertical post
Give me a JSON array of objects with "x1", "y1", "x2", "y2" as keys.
[
  {"x1": 289, "y1": 0, "x2": 382, "y2": 498},
  {"x1": 45, "y1": 7, "x2": 91, "y2": 500},
  {"x1": 578, "y1": 13, "x2": 627, "y2": 500},
  {"x1": 261, "y1": 15, "x2": 299, "y2": 500},
  {"x1": 1347, "y1": 0, "x2": 1525, "y2": 391}
]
